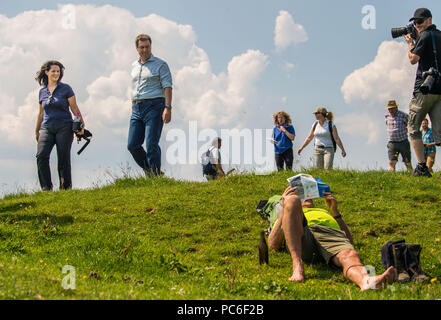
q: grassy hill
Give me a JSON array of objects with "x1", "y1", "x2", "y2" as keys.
[{"x1": 0, "y1": 169, "x2": 440, "y2": 300}]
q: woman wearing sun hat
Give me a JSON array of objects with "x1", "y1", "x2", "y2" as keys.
[{"x1": 297, "y1": 107, "x2": 346, "y2": 169}]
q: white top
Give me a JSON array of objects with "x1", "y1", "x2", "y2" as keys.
[
  {"x1": 209, "y1": 146, "x2": 221, "y2": 165},
  {"x1": 313, "y1": 120, "x2": 334, "y2": 148}
]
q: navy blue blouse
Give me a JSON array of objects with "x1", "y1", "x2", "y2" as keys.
[{"x1": 39, "y1": 82, "x2": 75, "y2": 126}]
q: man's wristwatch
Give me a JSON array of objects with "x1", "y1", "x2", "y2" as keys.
[
  {"x1": 165, "y1": 105, "x2": 172, "y2": 110},
  {"x1": 333, "y1": 214, "x2": 342, "y2": 220}
]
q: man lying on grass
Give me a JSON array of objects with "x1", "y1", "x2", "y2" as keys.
[{"x1": 268, "y1": 187, "x2": 396, "y2": 291}]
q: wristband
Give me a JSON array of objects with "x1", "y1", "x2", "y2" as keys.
[
  {"x1": 333, "y1": 214, "x2": 342, "y2": 220},
  {"x1": 164, "y1": 105, "x2": 172, "y2": 110}
]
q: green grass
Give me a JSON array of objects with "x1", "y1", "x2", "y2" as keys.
[{"x1": 0, "y1": 170, "x2": 440, "y2": 300}]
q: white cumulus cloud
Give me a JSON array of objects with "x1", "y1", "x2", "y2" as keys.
[
  {"x1": 337, "y1": 113, "x2": 381, "y2": 145},
  {"x1": 341, "y1": 41, "x2": 416, "y2": 106},
  {"x1": 274, "y1": 10, "x2": 308, "y2": 52},
  {"x1": 339, "y1": 40, "x2": 417, "y2": 144},
  {"x1": 0, "y1": 4, "x2": 269, "y2": 192},
  {"x1": 0, "y1": 4, "x2": 269, "y2": 146}
]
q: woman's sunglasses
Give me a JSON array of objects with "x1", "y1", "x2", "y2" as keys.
[{"x1": 47, "y1": 93, "x2": 54, "y2": 105}]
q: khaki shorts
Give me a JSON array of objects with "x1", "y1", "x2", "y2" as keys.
[
  {"x1": 408, "y1": 92, "x2": 441, "y2": 142},
  {"x1": 301, "y1": 224, "x2": 354, "y2": 267}
]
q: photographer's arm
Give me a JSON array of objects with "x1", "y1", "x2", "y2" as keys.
[{"x1": 405, "y1": 34, "x2": 420, "y2": 65}]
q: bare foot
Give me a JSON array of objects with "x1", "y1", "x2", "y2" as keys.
[
  {"x1": 361, "y1": 266, "x2": 396, "y2": 291},
  {"x1": 289, "y1": 261, "x2": 305, "y2": 282}
]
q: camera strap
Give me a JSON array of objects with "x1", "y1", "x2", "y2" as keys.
[{"x1": 430, "y1": 31, "x2": 440, "y2": 71}]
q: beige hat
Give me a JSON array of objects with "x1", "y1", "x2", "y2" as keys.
[
  {"x1": 313, "y1": 106, "x2": 327, "y2": 114},
  {"x1": 386, "y1": 100, "x2": 399, "y2": 108}
]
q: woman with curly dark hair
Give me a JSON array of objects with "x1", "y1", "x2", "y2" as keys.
[
  {"x1": 35, "y1": 60, "x2": 85, "y2": 191},
  {"x1": 272, "y1": 111, "x2": 296, "y2": 171}
]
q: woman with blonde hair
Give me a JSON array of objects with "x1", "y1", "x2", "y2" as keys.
[
  {"x1": 298, "y1": 107, "x2": 346, "y2": 169},
  {"x1": 272, "y1": 111, "x2": 296, "y2": 171}
]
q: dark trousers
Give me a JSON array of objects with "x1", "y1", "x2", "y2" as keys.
[
  {"x1": 275, "y1": 148, "x2": 293, "y2": 171},
  {"x1": 36, "y1": 123, "x2": 74, "y2": 191},
  {"x1": 127, "y1": 98, "x2": 165, "y2": 175}
]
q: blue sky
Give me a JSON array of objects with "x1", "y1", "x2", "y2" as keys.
[{"x1": 1, "y1": 1, "x2": 441, "y2": 195}]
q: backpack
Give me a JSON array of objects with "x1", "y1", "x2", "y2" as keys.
[
  {"x1": 256, "y1": 195, "x2": 282, "y2": 234},
  {"x1": 201, "y1": 149, "x2": 217, "y2": 176},
  {"x1": 313, "y1": 121, "x2": 337, "y2": 152}
]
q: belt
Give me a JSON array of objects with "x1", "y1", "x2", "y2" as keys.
[
  {"x1": 389, "y1": 139, "x2": 408, "y2": 143},
  {"x1": 133, "y1": 97, "x2": 164, "y2": 104}
]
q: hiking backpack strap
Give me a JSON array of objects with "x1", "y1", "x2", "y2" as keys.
[
  {"x1": 328, "y1": 121, "x2": 337, "y2": 152},
  {"x1": 313, "y1": 121, "x2": 318, "y2": 148}
]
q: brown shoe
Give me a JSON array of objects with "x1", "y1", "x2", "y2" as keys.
[{"x1": 407, "y1": 244, "x2": 430, "y2": 284}]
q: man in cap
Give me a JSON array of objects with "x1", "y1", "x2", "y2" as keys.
[
  {"x1": 385, "y1": 100, "x2": 413, "y2": 172},
  {"x1": 404, "y1": 8, "x2": 441, "y2": 177}
]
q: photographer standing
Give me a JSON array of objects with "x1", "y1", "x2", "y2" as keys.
[{"x1": 404, "y1": 8, "x2": 441, "y2": 177}]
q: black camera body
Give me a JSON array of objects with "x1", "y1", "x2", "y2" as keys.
[
  {"x1": 420, "y1": 67, "x2": 441, "y2": 95},
  {"x1": 391, "y1": 23, "x2": 417, "y2": 39},
  {"x1": 72, "y1": 116, "x2": 83, "y2": 133},
  {"x1": 72, "y1": 120, "x2": 83, "y2": 133}
]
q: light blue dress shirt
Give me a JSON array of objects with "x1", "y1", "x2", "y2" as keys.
[{"x1": 131, "y1": 54, "x2": 173, "y2": 101}]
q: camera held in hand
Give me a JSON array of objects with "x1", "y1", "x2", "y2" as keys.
[
  {"x1": 420, "y1": 67, "x2": 441, "y2": 95},
  {"x1": 72, "y1": 115, "x2": 83, "y2": 133},
  {"x1": 391, "y1": 23, "x2": 417, "y2": 39}
]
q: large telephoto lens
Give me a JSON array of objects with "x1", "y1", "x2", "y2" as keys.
[{"x1": 391, "y1": 27, "x2": 408, "y2": 39}]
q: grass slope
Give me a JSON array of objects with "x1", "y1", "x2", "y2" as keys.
[{"x1": 0, "y1": 170, "x2": 440, "y2": 300}]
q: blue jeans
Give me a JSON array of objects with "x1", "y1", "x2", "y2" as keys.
[{"x1": 127, "y1": 98, "x2": 165, "y2": 174}]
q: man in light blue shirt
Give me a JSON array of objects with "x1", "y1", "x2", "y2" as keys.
[{"x1": 128, "y1": 34, "x2": 173, "y2": 176}]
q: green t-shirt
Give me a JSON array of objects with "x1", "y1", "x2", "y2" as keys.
[
  {"x1": 271, "y1": 205, "x2": 340, "y2": 231},
  {"x1": 302, "y1": 207, "x2": 340, "y2": 230}
]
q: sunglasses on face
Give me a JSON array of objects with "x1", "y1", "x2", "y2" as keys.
[{"x1": 414, "y1": 18, "x2": 426, "y2": 25}]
